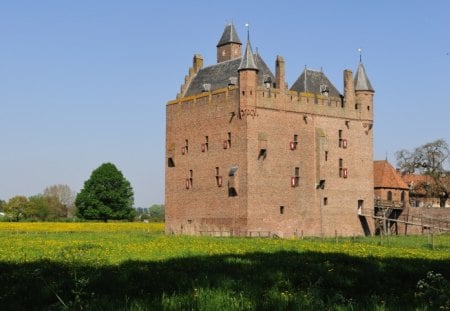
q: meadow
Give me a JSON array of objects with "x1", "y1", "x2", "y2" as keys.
[{"x1": 0, "y1": 222, "x2": 449, "y2": 310}]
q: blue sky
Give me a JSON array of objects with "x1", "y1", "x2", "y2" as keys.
[{"x1": 1, "y1": 1, "x2": 449, "y2": 207}]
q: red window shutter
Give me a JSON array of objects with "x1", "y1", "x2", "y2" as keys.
[
  {"x1": 290, "y1": 141, "x2": 296, "y2": 150},
  {"x1": 342, "y1": 139, "x2": 348, "y2": 149},
  {"x1": 201, "y1": 143, "x2": 205, "y2": 152},
  {"x1": 185, "y1": 179, "x2": 190, "y2": 189},
  {"x1": 291, "y1": 176, "x2": 296, "y2": 187},
  {"x1": 223, "y1": 140, "x2": 228, "y2": 149},
  {"x1": 343, "y1": 168, "x2": 348, "y2": 178}
]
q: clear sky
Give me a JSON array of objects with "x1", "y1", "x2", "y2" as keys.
[{"x1": 1, "y1": 1, "x2": 449, "y2": 207}]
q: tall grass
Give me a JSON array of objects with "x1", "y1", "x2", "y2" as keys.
[{"x1": 0, "y1": 223, "x2": 448, "y2": 310}]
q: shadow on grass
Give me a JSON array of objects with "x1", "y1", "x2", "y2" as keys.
[{"x1": 0, "y1": 251, "x2": 449, "y2": 310}]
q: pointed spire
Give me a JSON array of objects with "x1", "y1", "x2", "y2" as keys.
[
  {"x1": 354, "y1": 62, "x2": 374, "y2": 92},
  {"x1": 238, "y1": 26, "x2": 258, "y2": 72},
  {"x1": 217, "y1": 23, "x2": 242, "y2": 47}
]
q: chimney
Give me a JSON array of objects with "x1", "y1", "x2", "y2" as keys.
[
  {"x1": 275, "y1": 55, "x2": 285, "y2": 90},
  {"x1": 193, "y1": 54, "x2": 203, "y2": 73},
  {"x1": 343, "y1": 69, "x2": 355, "y2": 108}
]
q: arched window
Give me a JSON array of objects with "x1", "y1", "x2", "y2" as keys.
[{"x1": 387, "y1": 191, "x2": 393, "y2": 201}]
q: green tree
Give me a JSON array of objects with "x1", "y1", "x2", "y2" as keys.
[
  {"x1": 4, "y1": 196, "x2": 29, "y2": 221},
  {"x1": 75, "y1": 163, "x2": 135, "y2": 221},
  {"x1": 28, "y1": 195, "x2": 66, "y2": 221},
  {"x1": 148, "y1": 204, "x2": 165, "y2": 222}
]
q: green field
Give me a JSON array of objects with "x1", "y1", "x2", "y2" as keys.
[{"x1": 0, "y1": 223, "x2": 449, "y2": 310}]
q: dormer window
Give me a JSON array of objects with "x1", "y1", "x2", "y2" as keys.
[
  {"x1": 202, "y1": 83, "x2": 211, "y2": 92},
  {"x1": 320, "y1": 84, "x2": 329, "y2": 96},
  {"x1": 263, "y1": 75, "x2": 272, "y2": 89}
]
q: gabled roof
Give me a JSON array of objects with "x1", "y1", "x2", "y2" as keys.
[
  {"x1": 238, "y1": 41, "x2": 258, "y2": 71},
  {"x1": 183, "y1": 54, "x2": 274, "y2": 97},
  {"x1": 374, "y1": 160, "x2": 409, "y2": 190},
  {"x1": 217, "y1": 24, "x2": 242, "y2": 47},
  {"x1": 290, "y1": 69, "x2": 341, "y2": 97},
  {"x1": 354, "y1": 62, "x2": 374, "y2": 91}
]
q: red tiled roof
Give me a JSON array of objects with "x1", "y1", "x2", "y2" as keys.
[{"x1": 373, "y1": 160, "x2": 409, "y2": 190}]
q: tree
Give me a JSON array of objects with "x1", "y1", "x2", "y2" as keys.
[
  {"x1": 396, "y1": 139, "x2": 450, "y2": 207},
  {"x1": 28, "y1": 195, "x2": 66, "y2": 221},
  {"x1": 43, "y1": 184, "x2": 75, "y2": 218},
  {"x1": 75, "y1": 163, "x2": 135, "y2": 221},
  {"x1": 4, "y1": 196, "x2": 29, "y2": 221},
  {"x1": 148, "y1": 204, "x2": 165, "y2": 222}
]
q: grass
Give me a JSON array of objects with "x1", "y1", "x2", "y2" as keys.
[{"x1": 0, "y1": 222, "x2": 449, "y2": 310}]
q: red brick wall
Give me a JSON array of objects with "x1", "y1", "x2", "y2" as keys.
[{"x1": 166, "y1": 63, "x2": 375, "y2": 237}]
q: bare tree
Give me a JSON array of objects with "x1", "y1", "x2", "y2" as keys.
[
  {"x1": 43, "y1": 184, "x2": 75, "y2": 217},
  {"x1": 396, "y1": 139, "x2": 450, "y2": 207}
]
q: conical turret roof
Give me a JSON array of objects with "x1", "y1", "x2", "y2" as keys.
[
  {"x1": 217, "y1": 23, "x2": 242, "y2": 47},
  {"x1": 354, "y1": 62, "x2": 374, "y2": 92},
  {"x1": 238, "y1": 40, "x2": 258, "y2": 71}
]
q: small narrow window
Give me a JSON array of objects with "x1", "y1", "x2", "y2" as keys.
[
  {"x1": 323, "y1": 197, "x2": 328, "y2": 206},
  {"x1": 242, "y1": 91, "x2": 245, "y2": 96},
  {"x1": 185, "y1": 139, "x2": 189, "y2": 154},
  {"x1": 168, "y1": 157, "x2": 175, "y2": 167},
  {"x1": 338, "y1": 130, "x2": 343, "y2": 147},
  {"x1": 339, "y1": 158, "x2": 343, "y2": 177},
  {"x1": 205, "y1": 136, "x2": 209, "y2": 150},
  {"x1": 387, "y1": 191, "x2": 393, "y2": 201},
  {"x1": 280, "y1": 206, "x2": 285, "y2": 215},
  {"x1": 227, "y1": 132, "x2": 232, "y2": 148},
  {"x1": 294, "y1": 167, "x2": 300, "y2": 187},
  {"x1": 215, "y1": 167, "x2": 222, "y2": 187},
  {"x1": 294, "y1": 134, "x2": 298, "y2": 147},
  {"x1": 325, "y1": 151, "x2": 328, "y2": 162},
  {"x1": 189, "y1": 170, "x2": 193, "y2": 188}
]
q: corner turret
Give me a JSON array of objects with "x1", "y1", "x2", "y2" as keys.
[
  {"x1": 238, "y1": 35, "x2": 258, "y2": 113},
  {"x1": 354, "y1": 61, "x2": 374, "y2": 119}
]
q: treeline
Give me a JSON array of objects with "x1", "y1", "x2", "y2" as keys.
[{"x1": 0, "y1": 162, "x2": 164, "y2": 222}]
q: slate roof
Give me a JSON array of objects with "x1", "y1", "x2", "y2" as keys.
[
  {"x1": 217, "y1": 24, "x2": 242, "y2": 47},
  {"x1": 290, "y1": 69, "x2": 341, "y2": 97},
  {"x1": 354, "y1": 62, "x2": 374, "y2": 91},
  {"x1": 238, "y1": 41, "x2": 258, "y2": 71},
  {"x1": 374, "y1": 160, "x2": 409, "y2": 190},
  {"x1": 183, "y1": 54, "x2": 275, "y2": 97}
]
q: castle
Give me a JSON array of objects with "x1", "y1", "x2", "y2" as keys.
[{"x1": 165, "y1": 24, "x2": 375, "y2": 237}]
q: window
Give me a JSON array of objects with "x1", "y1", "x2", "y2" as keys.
[
  {"x1": 205, "y1": 136, "x2": 209, "y2": 151},
  {"x1": 293, "y1": 134, "x2": 298, "y2": 148},
  {"x1": 387, "y1": 191, "x2": 393, "y2": 201},
  {"x1": 358, "y1": 200, "x2": 364, "y2": 215},
  {"x1": 293, "y1": 167, "x2": 300, "y2": 187},
  {"x1": 227, "y1": 132, "x2": 232, "y2": 148},
  {"x1": 323, "y1": 197, "x2": 328, "y2": 206},
  {"x1": 228, "y1": 165, "x2": 238, "y2": 197},
  {"x1": 280, "y1": 206, "x2": 285, "y2": 215},
  {"x1": 168, "y1": 158, "x2": 175, "y2": 167},
  {"x1": 189, "y1": 170, "x2": 193, "y2": 188},
  {"x1": 215, "y1": 167, "x2": 222, "y2": 187},
  {"x1": 185, "y1": 139, "x2": 189, "y2": 154},
  {"x1": 339, "y1": 158, "x2": 343, "y2": 177},
  {"x1": 325, "y1": 151, "x2": 328, "y2": 162},
  {"x1": 338, "y1": 130, "x2": 343, "y2": 147}
]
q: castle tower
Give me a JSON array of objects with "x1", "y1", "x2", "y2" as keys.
[
  {"x1": 238, "y1": 37, "x2": 258, "y2": 113},
  {"x1": 354, "y1": 61, "x2": 375, "y2": 118},
  {"x1": 217, "y1": 23, "x2": 242, "y2": 63}
]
